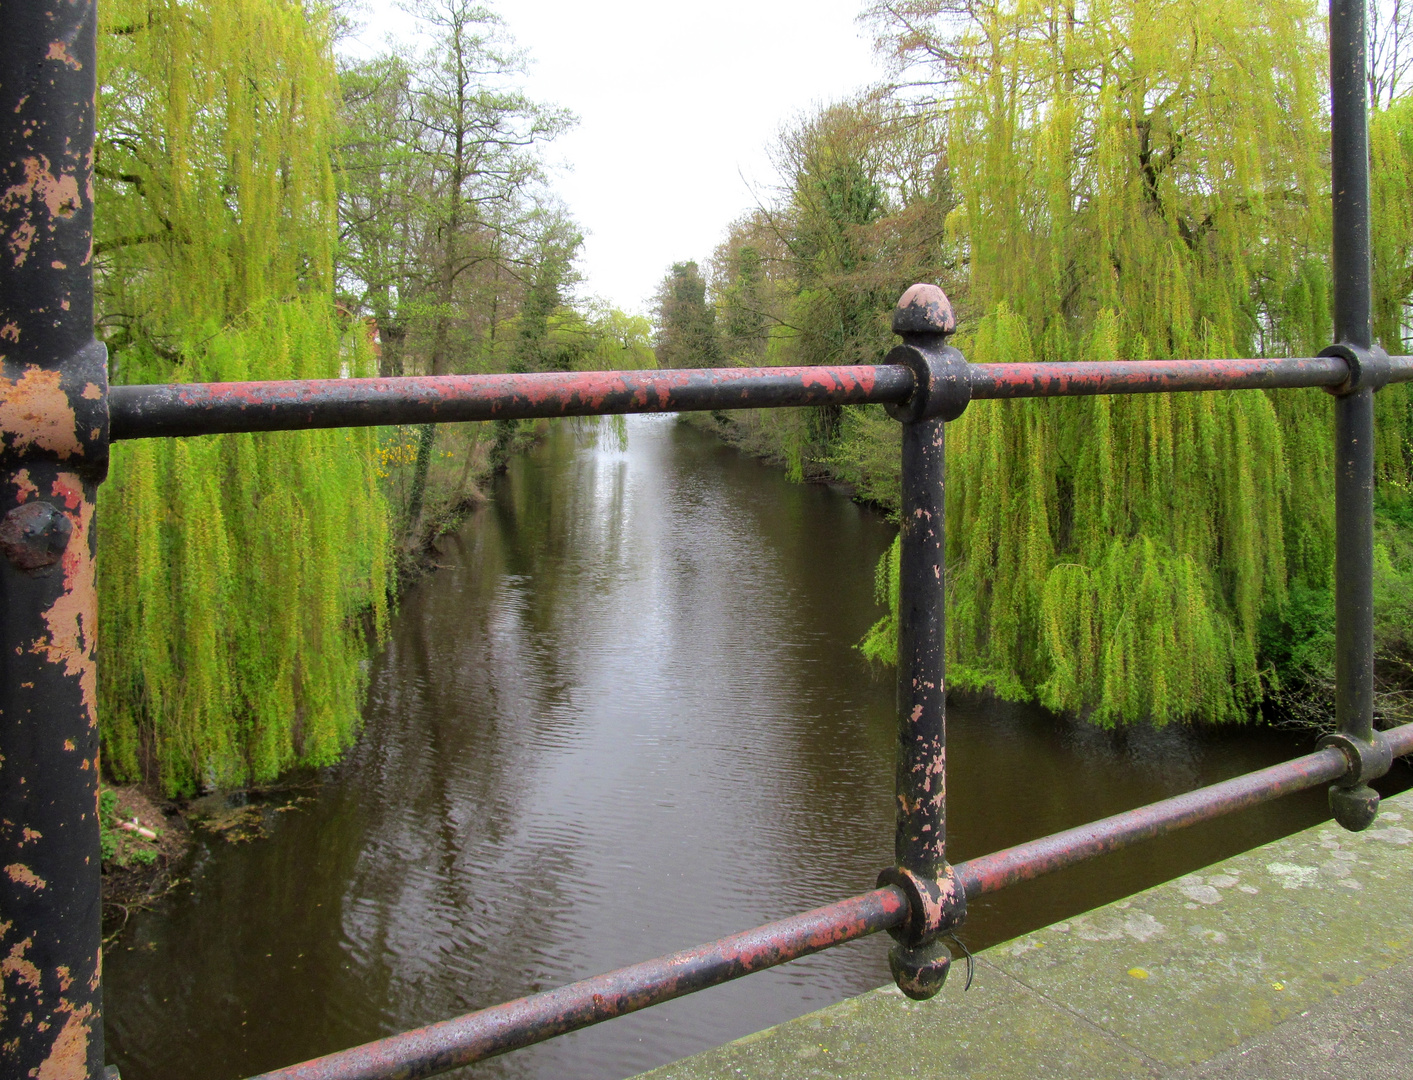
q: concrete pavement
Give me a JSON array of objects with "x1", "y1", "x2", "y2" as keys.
[{"x1": 637, "y1": 788, "x2": 1413, "y2": 1080}]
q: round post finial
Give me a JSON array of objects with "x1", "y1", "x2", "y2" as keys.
[
  {"x1": 885, "y1": 284, "x2": 968, "y2": 423},
  {"x1": 893, "y1": 284, "x2": 956, "y2": 337}
]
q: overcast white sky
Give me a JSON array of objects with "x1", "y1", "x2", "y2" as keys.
[{"x1": 343, "y1": 1, "x2": 887, "y2": 315}]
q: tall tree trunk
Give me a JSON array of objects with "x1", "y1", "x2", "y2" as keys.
[{"x1": 404, "y1": 422, "x2": 438, "y2": 548}]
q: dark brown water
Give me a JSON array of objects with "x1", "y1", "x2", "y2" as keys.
[{"x1": 104, "y1": 415, "x2": 1407, "y2": 1080}]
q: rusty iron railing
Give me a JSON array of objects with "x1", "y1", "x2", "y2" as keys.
[{"x1": 1, "y1": 2, "x2": 1408, "y2": 1079}]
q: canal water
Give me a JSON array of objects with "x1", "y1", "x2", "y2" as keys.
[{"x1": 104, "y1": 415, "x2": 1403, "y2": 1080}]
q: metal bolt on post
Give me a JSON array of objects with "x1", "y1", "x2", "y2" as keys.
[
  {"x1": 0, "y1": 4, "x2": 110, "y2": 1079},
  {"x1": 876, "y1": 285, "x2": 971, "y2": 999}
]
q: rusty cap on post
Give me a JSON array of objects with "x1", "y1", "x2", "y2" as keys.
[
  {"x1": 892, "y1": 283, "x2": 956, "y2": 337},
  {"x1": 886, "y1": 284, "x2": 969, "y2": 423}
]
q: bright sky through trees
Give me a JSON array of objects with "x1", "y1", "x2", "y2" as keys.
[{"x1": 343, "y1": 0, "x2": 883, "y2": 313}]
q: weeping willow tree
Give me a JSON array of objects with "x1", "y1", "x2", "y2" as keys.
[
  {"x1": 861, "y1": 0, "x2": 1413, "y2": 724},
  {"x1": 96, "y1": 0, "x2": 390, "y2": 794}
]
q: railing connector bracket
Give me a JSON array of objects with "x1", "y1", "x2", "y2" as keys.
[
  {"x1": 876, "y1": 865, "x2": 967, "y2": 1000},
  {"x1": 1318, "y1": 730, "x2": 1393, "y2": 831},
  {"x1": 1320, "y1": 342, "x2": 1393, "y2": 396}
]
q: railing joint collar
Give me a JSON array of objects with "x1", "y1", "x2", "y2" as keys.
[
  {"x1": 1321, "y1": 341, "x2": 1392, "y2": 395},
  {"x1": 876, "y1": 864, "x2": 967, "y2": 1000},
  {"x1": 1318, "y1": 730, "x2": 1394, "y2": 831}
]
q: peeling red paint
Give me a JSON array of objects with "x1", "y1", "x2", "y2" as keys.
[
  {"x1": 105, "y1": 353, "x2": 1413, "y2": 442},
  {"x1": 109, "y1": 364, "x2": 918, "y2": 440},
  {"x1": 49, "y1": 474, "x2": 82, "y2": 512}
]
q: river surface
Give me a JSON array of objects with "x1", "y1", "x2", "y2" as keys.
[{"x1": 104, "y1": 415, "x2": 1407, "y2": 1080}]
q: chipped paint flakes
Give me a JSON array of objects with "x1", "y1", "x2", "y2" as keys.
[
  {"x1": 2, "y1": 935, "x2": 41, "y2": 993},
  {"x1": 0, "y1": 367, "x2": 81, "y2": 458},
  {"x1": 12, "y1": 469, "x2": 38, "y2": 503},
  {"x1": 10, "y1": 158, "x2": 81, "y2": 222},
  {"x1": 46, "y1": 41, "x2": 83, "y2": 71},
  {"x1": 28, "y1": 476, "x2": 96, "y2": 725},
  {"x1": 4, "y1": 863, "x2": 46, "y2": 890},
  {"x1": 35, "y1": 1001, "x2": 92, "y2": 1080},
  {"x1": 0, "y1": 157, "x2": 82, "y2": 266}
]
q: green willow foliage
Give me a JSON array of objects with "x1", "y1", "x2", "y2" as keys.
[
  {"x1": 96, "y1": 0, "x2": 390, "y2": 794},
  {"x1": 861, "y1": 0, "x2": 1413, "y2": 724}
]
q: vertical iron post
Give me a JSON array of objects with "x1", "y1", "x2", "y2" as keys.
[
  {"x1": 876, "y1": 285, "x2": 970, "y2": 999},
  {"x1": 1322, "y1": 0, "x2": 1393, "y2": 830},
  {"x1": 0, "y1": 4, "x2": 110, "y2": 1080}
]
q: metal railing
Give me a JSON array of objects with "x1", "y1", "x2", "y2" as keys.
[{"x1": 0, "y1": 2, "x2": 1406, "y2": 1079}]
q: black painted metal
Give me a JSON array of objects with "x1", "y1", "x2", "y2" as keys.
[
  {"x1": 875, "y1": 285, "x2": 966, "y2": 1000},
  {"x1": 893, "y1": 414, "x2": 949, "y2": 881},
  {"x1": 1328, "y1": 0, "x2": 1389, "y2": 831},
  {"x1": 880, "y1": 413, "x2": 957, "y2": 1000},
  {"x1": 1331, "y1": 0, "x2": 1372, "y2": 350},
  {"x1": 106, "y1": 365, "x2": 916, "y2": 439},
  {"x1": 107, "y1": 354, "x2": 1413, "y2": 442},
  {"x1": 0, "y1": 5, "x2": 108, "y2": 1080}
]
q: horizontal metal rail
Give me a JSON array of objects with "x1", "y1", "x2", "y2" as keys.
[
  {"x1": 246, "y1": 721, "x2": 1413, "y2": 1080},
  {"x1": 109, "y1": 364, "x2": 915, "y2": 439},
  {"x1": 966, "y1": 355, "x2": 1358, "y2": 398},
  {"x1": 955, "y1": 734, "x2": 1392, "y2": 896},
  {"x1": 108, "y1": 354, "x2": 1413, "y2": 440},
  {"x1": 248, "y1": 890, "x2": 910, "y2": 1080}
]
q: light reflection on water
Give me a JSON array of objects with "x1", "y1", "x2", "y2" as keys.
[{"x1": 104, "y1": 415, "x2": 1399, "y2": 1080}]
